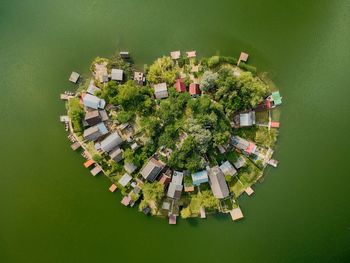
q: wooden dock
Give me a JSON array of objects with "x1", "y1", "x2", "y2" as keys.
[
  {"x1": 230, "y1": 207, "x2": 244, "y2": 221},
  {"x1": 109, "y1": 184, "x2": 117, "y2": 193},
  {"x1": 244, "y1": 187, "x2": 254, "y2": 196},
  {"x1": 268, "y1": 159, "x2": 278, "y2": 167},
  {"x1": 200, "y1": 207, "x2": 206, "y2": 218},
  {"x1": 90, "y1": 166, "x2": 102, "y2": 176},
  {"x1": 70, "y1": 141, "x2": 81, "y2": 151}
]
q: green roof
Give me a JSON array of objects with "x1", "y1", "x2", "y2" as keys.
[{"x1": 272, "y1": 91, "x2": 282, "y2": 105}]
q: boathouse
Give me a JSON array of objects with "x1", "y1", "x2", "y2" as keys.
[
  {"x1": 69, "y1": 71, "x2": 80, "y2": 83},
  {"x1": 170, "y1": 51, "x2": 181, "y2": 60},
  {"x1": 186, "y1": 51, "x2": 196, "y2": 58}
]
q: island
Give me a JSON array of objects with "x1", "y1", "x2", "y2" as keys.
[{"x1": 60, "y1": 50, "x2": 282, "y2": 224}]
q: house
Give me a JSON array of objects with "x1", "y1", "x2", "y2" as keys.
[
  {"x1": 234, "y1": 156, "x2": 246, "y2": 169},
  {"x1": 186, "y1": 51, "x2": 196, "y2": 58},
  {"x1": 170, "y1": 51, "x2": 181, "y2": 60},
  {"x1": 172, "y1": 171, "x2": 183, "y2": 185},
  {"x1": 119, "y1": 51, "x2": 130, "y2": 59},
  {"x1": 167, "y1": 183, "x2": 183, "y2": 200},
  {"x1": 175, "y1": 79, "x2": 186, "y2": 93},
  {"x1": 140, "y1": 158, "x2": 165, "y2": 182},
  {"x1": 162, "y1": 201, "x2": 171, "y2": 211},
  {"x1": 118, "y1": 173, "x2": 132, "y2": 187},
  {"x1": 189, "y1": 83, "x2": 201, "y2": 96},
  {"x1": 191, "y1": 170, "x2": 209, "y2": 186},
  {"x1": 83, "y1": 94, "x2": 106, "y2": 110},
  {"x1": 100, "y1": 132, "x2": 123, "y2": 153},
  {"x1": 124, "y1": 163, "x2": 137, "y2": 174},
  {"x1": 83, "y1": 122, "x2": 108, "y2": 141},
  {"x1": 84, "y1": 110, "x2": 102, "y2": 126},
  {"x1": 109, "y1": 147, "x2": 124, "y2": 162},
  {"x1": 87, "y1": 80, "x2": 101, "y2": 95},
  {"x1": 111, "y1": 69, "x2": 123, "y2": 81},
  {"x1": 232, "y1": 136, "x2": 257, "y2": 155},
  {"x1": 208, "y1": 166, "x2": 230, "y2": 199},
  {"x1": 69, "y1": 71, "x2": 80, "y2": 83},
  {"x1": 130, "y1": 142, "x2": 139, "y2": 151},
  {"x1": 134, "y1": 71, "x2": 145, "y2": 85},
  {"x1": 270, "y1": 91, "x2": 282, "y2": 106},
  {"x1": 239, "y1": 111, "x2": 256, "y2": 127},
  {"x1": 154, "y1": 83, "x2": 168, "y2": 99},
  {"x1": 219, "y1": 161, "x2": 237, "y2": 176}
]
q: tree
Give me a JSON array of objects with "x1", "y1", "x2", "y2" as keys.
[
  {"x1": 213, "y1": 131, "x2": 230, "y2": 147},
  {"x1": 116, "y1": 81, "x2": 144, "y2": 111},
  {"x1": 123, "y1": 148, "x2": 134, "y2": 164},
  {"x1": 200, "y1": 71, "x2": 218, "y2": 92},
  {"x1": 147, "y1": 56, "x2": 177, "y2": 84},
  {"x1": 142, "y1": 182, "x2": 164, "y2": 203},
  {"x1": 180, "y1": 207, "x2": 192, "y2": 219}
]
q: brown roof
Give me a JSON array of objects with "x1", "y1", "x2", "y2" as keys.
[
  {"x1": 175, "y1": 79, "x2": 186, "y2": 93},
  {"x1": 109, "y1": 184, "x2": 117, "y2": 192}
]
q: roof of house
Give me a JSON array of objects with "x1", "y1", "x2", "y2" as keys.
[
  {"x1": 219, "y1": 161, "x2": 237, "y2": 176},
  {"x1": 109, "y1": 147, "x2": 123, "y2": 162},
  {"x1": 87, "y1": 80, "x2": 101, "y2": 95},
  {"x1": 85, "y1": 110, "x2": 100, "y2": 121},
  {"x1": 239, "y1": 111, "x2": 256, "y2": 127},
  {"x1": 230, "y1": 207, "x2": 244, "y2": 221},
  {"x1": 170, "y1": 51, "x2": 181, "y2": 60},
  {"x1": 134, "y1": 71, "x2": 144, "y2": 81},
  {"x1": 140, "y1": 158, "x2": 165, "y2": 181},
  {"x1": 159, "y1": 174, "x2": 171, "y2": 185},
  {"x1": 189, "y1": 83, "x2": 201, "y2": 95},
  {"x1": 69, "y1": 72, "x2": 80, "y2": 83},
  {"x1": 172, "y1": 171, "x2": 183, "y2": 185},
  {"x1": 99, "y1": 110, "x2": 109, "y2": 121},
  {"x1": 175, "y1": 79, "x2": 186, "y2": 93},
  {"x1": 191, "y1": 170, "x2": 209, "y2": 186},
  {"x1": 111, "y1": 69, "x2": 123, "y2": 81},
  {"x1": 118, "y1": 173, "x2": 132, "y2": 187},
  {"x1": 154, "y1": 83, "x2": 168, "y2": 99},
  {"x1": 167, "y1": 182, "x2": 183, "y2": 199},
  {"x1": 208, "y1": 166, "x2": 230, "y2": 199},
  {"x1": 271, "y1": 91, "x2": 282, "y2": 105},
  {"x1": 83, "y1": 94, "x2": 105, "y2": 109},
  {"x1": 162, "y1": 201, "x2": 171, "y2": 210},
  {"x1": 124, "y1": 163, "x2": 137, "y2": 174},
  {"x1": 83, "y1": 122, "x2": 108, "y2": 141},
  {"x1": 100, "y1": 132, "x2": 123, "y2": 152},
  {"x1": 232, "y1": 136, "x2": 256, "y2": 154}
]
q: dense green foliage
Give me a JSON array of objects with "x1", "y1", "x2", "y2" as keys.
[
  {"x1": 147, "y1": 56, "x2": 177, "y2": 84},
  {"x1": 67, "y1": 98, "x2": 84, "y2": 135}
]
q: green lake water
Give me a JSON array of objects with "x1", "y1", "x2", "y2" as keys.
[{"x1": 1, "y1": 0, "x2": 350, "y2": 262}]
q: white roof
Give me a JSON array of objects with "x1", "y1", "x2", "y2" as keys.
[
  {"x1": 83, "y1": 94, "x2": 105, "y2": 110},
  {"x1": 69, "y1": 72, "x2": 80, "y2": 83},
  {"x1": 118, "y1": 173, "x2": 132, "y2": 187},
  {"x1": 219, "y1": 161, "x2": 237, "y2": 176},
  {"x1": 111, "y1": 69, "x2": 123, "y2": 81},
  {"x1": 154, "y1": 83, "x2": 168, "y2": 99},
  {"x1": 239, "y1": 111, "x2": 256, "y2": 127},
  {"x1": 170, "y1": 51, "x2": 181, "y2": 59},
  {"x1": 172, "y1": 171, "x2": 183, "y2": 184}
]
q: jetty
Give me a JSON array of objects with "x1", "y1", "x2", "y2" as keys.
[
  {"x1": 90, "y1": 166, "x2": 102, "y2": 176},
  {"x1": 169, "y1": 215, "x2": 177, "y2": 225},
  {"x1": 69, "y1": 72, "x2": 80, "y2": 83},
  {"x1": 70, "y1": 141, "x2": 81, "y2": 151},
  {"x1": 237, "y1": 52, "x2": 249, "y2": 65},
  {"x1": 268, "y1": 159, "x2": 278, "y2": 167},
  {"x1": 84, "y1": 159, "x2": 94, "y2": 168},
  {"x1": 170, "y1": 51, "x2": 181, "y2": 60},
  {"x1": 244, "y1": 186, "x2": 254, "y2": 196},
  {"x1": 200, "y1": 207, "x2": 206, "y2": 218},
  {"x1": 186, "y1": 51, "x2": 196, "y2": 58},
  {"x1": 229, "y1": 207, "x2": 244, "y2": 221},
  {"x1": 60, "y1": 115, "x2": 70, "y2": 123},
  {"x1": 109, "y1": 184, "x2": 117, "y2": 193}
]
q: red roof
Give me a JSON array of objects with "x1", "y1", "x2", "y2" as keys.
[
  {"x1": 175, "y1": 79, "x2": 186, "y2": 93},
  {"x1": 189, "y1": 83, "x2": 201, "y2": 95},
  {"x1": 246, "y1": 142, "x2": 256, "y2": 154},
  {"x1": 270, "y1": 122, "x2": 280, "y2": 128},
  {"x1": 84, "y1": 159, "x2": 94, "y2": 168}
]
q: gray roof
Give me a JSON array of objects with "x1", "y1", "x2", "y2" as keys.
[
  {"x1": 154, "y1": 83, "x2": 168, "y2": 99},
  {"x1": 167, "y1": 182, "x2": 183, "y2": 199},
  {"x1": 118, "y1": 173, "x2": 132, "y2": 187},
  {"x1": 140, "y1": 158, "x2": 164, "y2": 182},
  {"x1": 83, "y1": 123, "x2": 108, "y2": 141},
  {"x1": 87, "y1": 80, "x2": 101, "y2": 95},
  {"x1": 219, "y1": 161, "x2": 237, "y2": 176},
  {"x1": 83, "y1": 94, "x2": 105, "y2": 110},
  {"x1": 69, "y1": 72, "x2": 80, "y2": 83},
  {"x1": 111, "y1": 69, "x2": 123, "y2": 81},
  {"x1": 124, "y1": 163, "x2": 137, "y2": 174},
  {"x1": 239, "y1": 111, "x2": 256, "y2": 127},
  {"x1": 208, "y1": 166, "x2": 230, "y2": 199},
  {"x1": 232, "y1": 136, "x2": 250, "y2": 151},
  {"x1": 109, "y1": 147, "x2": 124, "y2": 162},
  {"x1": 234, "y1": 156, "x2": 246, "y2": 169},
  {"x1": 84, "y1": 110, "x2": 101, "y2": 126},
  {"x1": 100, "y1": 132, "x2": 123, "y2": 152},
  {"x1": 99, "y1": 110, "x2": 109, "y2": 121}
]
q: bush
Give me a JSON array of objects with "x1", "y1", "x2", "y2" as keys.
[{"x1": 239, "y1": 62, "x2": 257, "y2": 74}]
